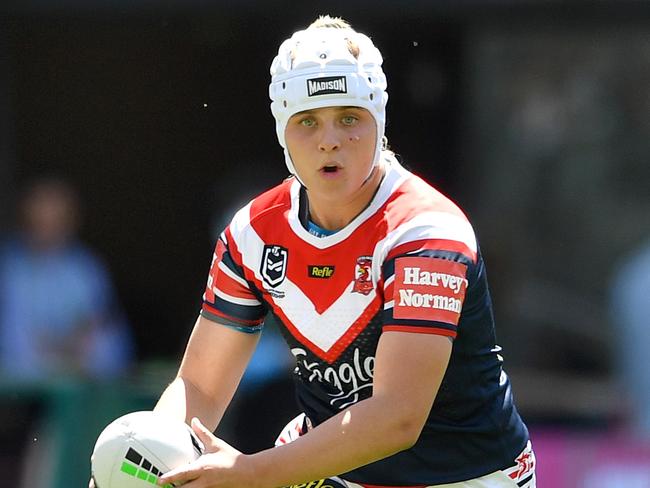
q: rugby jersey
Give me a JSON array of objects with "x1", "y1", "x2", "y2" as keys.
[{"x1": 201, "y1": 155, "x2": 529, "y2": 485}]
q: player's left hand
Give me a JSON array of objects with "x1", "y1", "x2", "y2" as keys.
[{"x1": 158, "y1": 417, "x2": 257, "y2": 488}]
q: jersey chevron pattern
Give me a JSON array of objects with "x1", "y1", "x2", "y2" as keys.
[{"x1": 201, "y1": 158, "x2": 529, "y2": 485}]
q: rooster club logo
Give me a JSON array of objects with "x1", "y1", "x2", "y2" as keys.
[
  {"x1": 261, "y1": 245, "x2": 288, "y2": 287},
  {"x1": 352, "y1": 255, "x2": 373, "y2": 295}
]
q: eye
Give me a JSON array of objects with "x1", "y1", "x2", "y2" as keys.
[
  {"x1": 299, "y1": 117, "x2": 316, "y2": 127},
  {"x1": 341, "y1": 114, "x2": 358, "y2": 125}
]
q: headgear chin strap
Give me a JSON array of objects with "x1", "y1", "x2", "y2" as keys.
[{"x1": 269, "y1": 26, "x2": 388, "y2": 186}]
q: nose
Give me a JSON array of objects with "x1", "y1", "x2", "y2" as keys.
[{"x1": 318, "y1": 125, "x2": 341, "y2": 152}]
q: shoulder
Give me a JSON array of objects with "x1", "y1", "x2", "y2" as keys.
[
  {"x1": 610, "y1": 240, "x2": 650, "y2": 302},
  {"x1": 65, "y1": 241, "x2": 103, "y2": 265},
  {"x1": 62, "y1": 243, "x2": 114, "y2": 288},
  {"x1": 379, "y1": 163, "x2": 477, "y2": 264},
  {"x1": 228, "y1": 178, "x2": 294, "y2": 236},
  {"x1": 0, "y1": 237, "x2": 25, "y2": 258},
  {"x1": 0, "y1": 240, "x2": 15, "y2": 275},
  {"x1": 386, "y1": 168, "x2": 470, "y2": 227}
]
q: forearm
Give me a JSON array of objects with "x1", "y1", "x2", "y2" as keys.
[
  {"x1": 153, "y1": 316, "x2": 258, "y2": 431},
  {"x1": 154, "y1": 376, "x2": 227, "y2": 431},
  {"x1": 249, "y1": 394, "x2": 420, "y2": 487}
]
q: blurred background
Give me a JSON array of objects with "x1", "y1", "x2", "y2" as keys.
[{"x1": 1, "y1": 0, "x2": 650, "y2": 486}]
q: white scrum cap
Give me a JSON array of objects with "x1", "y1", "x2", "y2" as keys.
[{"x1": 269, "y1": 22, "x2": 388, "y2": 180}]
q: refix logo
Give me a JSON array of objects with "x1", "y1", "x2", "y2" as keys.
[
  {"x1": 307, "y1": 76, "x2": 347, "y2": 96},
  {"x1": 308, "y1": 265, "x2": 335, "y2": 278},
  {"x1": 393, "y1": 257, "x2": 468, "y2": 324}
]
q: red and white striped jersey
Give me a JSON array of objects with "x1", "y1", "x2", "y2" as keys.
[{"x1": 201, "y1": 156, "x2": 529, "y2": 485}]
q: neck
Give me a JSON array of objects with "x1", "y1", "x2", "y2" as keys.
[{"x1": 307, "y1": 163, "x2": 385, "y2": 231}]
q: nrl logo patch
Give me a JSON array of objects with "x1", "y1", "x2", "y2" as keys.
[
  {"x1": 307, "y1": 76, "x2": 347, "y2": 97},
  {"x1": 261, "y1": 245, "x2": 288, "y2": 287}
]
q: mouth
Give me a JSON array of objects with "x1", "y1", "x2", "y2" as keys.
[{"x1": 319, "y1": 163, "x2": 342, "y2": 174}]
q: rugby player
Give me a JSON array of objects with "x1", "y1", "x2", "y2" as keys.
[{"x1": 155, "y1": 15, "x2": 536, "y2": 488}]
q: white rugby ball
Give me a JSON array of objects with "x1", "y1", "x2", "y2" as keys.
[{"x1": 91, "y1": 411, "x2": 203, "y2": 488}]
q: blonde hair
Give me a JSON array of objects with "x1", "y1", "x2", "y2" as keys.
[
  {"x1": 306, "y1": 15, "x2": 360, "y2": 59},
  {"x1": 308, "y1": 15, "x2": 351, "y2": 30}
]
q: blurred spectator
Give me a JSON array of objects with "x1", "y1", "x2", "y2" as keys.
[
  {"x1": 609, "y1": 238, "x2": 650, "y2": 438},
  {"x1": 0, "y1": 176, "x2": 133, "y2": 380},
  {"x1": 0, "y1": 176, "x2": 135, "y2": 486}
]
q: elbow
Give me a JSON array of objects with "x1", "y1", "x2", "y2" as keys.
[
  {"x1": 390, "y1": 415, "x2": 425, "y2": 451},
  {"x1": 365, "y1": 394, "x2": 430, "y2": 453}
]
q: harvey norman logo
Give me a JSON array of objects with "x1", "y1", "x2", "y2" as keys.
[
  {"x1": 393, "y1": 257, "x2": 468, "y2": 323},
  {"x1": 398, "y1": 267, "x2": 467, "y2": 313},
  {"x1": 399, "y1": 289, "x2": 462, "y2": 313},
  {"x1": 307, "y1": 76, "x2": 347, "y2": 97},
  {"x1": 402, "y1": 267, "x2": 467, "y2": 293}
]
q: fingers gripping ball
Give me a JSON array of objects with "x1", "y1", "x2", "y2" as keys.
[{"x1": 91, "y1": 411, "x2": 204, "y2": 488}]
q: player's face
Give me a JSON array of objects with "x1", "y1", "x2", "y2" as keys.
[{"x1": 285, "y1": 106, "x2": 377, "y2": 201}]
